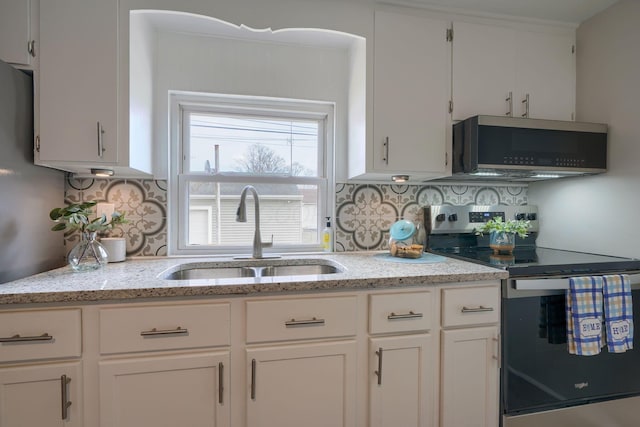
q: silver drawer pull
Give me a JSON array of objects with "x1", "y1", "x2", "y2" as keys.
[
  {"x1": 284, "y1": 317, "x2": 325, "y2": 327},
  {"x1": 461, "y1": 306, "x2": 494, "y2": 313},
  {"x1": 387, "y1": 311, "x2": 423, "y2": 320},
  {"x1": 140, "y1": 327, "x2": 188, "y2": 336},
  {"x1": 375, "y1": 348, "x2": 383, "y2": 386},
  {"x1": 61, "y1": 375, "x2": 72, "y2": 420},
  {"x1": 0, "y1": 333, "x2": 53, "y2": 343}
]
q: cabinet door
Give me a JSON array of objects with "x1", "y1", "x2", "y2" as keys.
[
  {"x1": 99, "y1": 352, "x2": 229, "y2": 427},
  {"x1": 441, "y1": 326, "x2": 499, "y2": 427},
  {"x1": 0, "y1": 0, "x2": 32, "y2": 66},
  {"x1": 373, "y1": 10, "x2": 450, "y2": 175},
  {"x1": 369, "y1": 334, "x2": 433, "y2": 427},
  {"x1": 452, "y1": 21, "x2": 516, "y2": 121},
  {"x1": 515, "y1": 30, "x2": 575, "y2": 120},
  {"x1": 0, "y1": 362, "x2": 82, "y2": 427},
  {"x1": 39, "y1": 0, "x2": 117, "y2": 164},
  {"x1": 246, "y1": 341, "x2": 356, "y2": 427}
]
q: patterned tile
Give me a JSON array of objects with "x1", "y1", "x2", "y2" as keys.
[
  {"x1": 335, "y1": 184, "x2": 397, "y2": 250},
  {"x1": 65, "y1": 178, "x2": 168, "y2": 257},
  {"x1": 335, "y1": 182, "x2": 528, "y2": 252},
  {"x1": 62, "y1": 178, "x2": 527, "y2": 256}
]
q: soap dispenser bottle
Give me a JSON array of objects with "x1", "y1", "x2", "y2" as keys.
[{"x1": 322, "y1": 217, "x2": 333, "y2": 252}]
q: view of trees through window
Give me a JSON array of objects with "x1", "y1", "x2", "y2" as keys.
[{"x1": 183, "y1": 111, "x2": 326, "y2": 249}]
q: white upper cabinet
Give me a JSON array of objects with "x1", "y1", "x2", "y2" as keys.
[
  {"x1": 515, "y1": 29, "x2": 576, "y2": 121},
  {"x1": 39, "y1": 0, "x2": 118, "y2": 165},
  {"x1": 37, "y1": 0, "x2": 152, "y2": 177},
  {"x1": 349, "y1": 9, "x2": 451, "y2": 182},
  {"x1": 452, "y1": 20, "x2": 575, "y2": 122},
  {"x1": 0, "y1": 0, "x2": 35, "y2": 67},
  {"x1": 452, "y1": 22, "x2": 516, "y2": 121}
]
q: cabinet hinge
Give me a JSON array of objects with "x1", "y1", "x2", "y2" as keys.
[
  {"x1": 35, "y1": 135, "x2": 40, "y2": 152},
  {"x1": 571, "y1": 44, "x2": 575, "y2": 54},
  {"x1": 27, "y1": 40, "x2": 36, "y2": 57},
  {"x1": 446, "y1": 27, "x2": 453, "y2": 42},
  {"x1": 448, "y1": 100, "x2": 453, "y2": 114}
]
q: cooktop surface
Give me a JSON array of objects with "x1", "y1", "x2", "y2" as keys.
[{"x1": 431, "y1": 246, "x2": 640, "y2": 278}]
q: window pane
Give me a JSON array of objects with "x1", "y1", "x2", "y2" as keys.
[
  {"x1": 188, "y1": 113, "x2": 319, "y2": 177},
  {"x1": 187, "y1": 181, "x2": 319, "y2": 246}
]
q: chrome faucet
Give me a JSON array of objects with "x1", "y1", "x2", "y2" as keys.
[{"x1": 236, "y1": 185, "x2": 278, "y2": 259}]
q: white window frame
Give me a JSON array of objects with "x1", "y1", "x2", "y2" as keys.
[{"x1": 168, "y1": 91, "x2": 335, "y2": 256}]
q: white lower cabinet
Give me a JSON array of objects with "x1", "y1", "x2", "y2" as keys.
[
  {"x1": 369, "y1": 334, "x2": 433, "y2": 427},
  {"x1": 368, "y1": 291, "x2": 434, "y2": 427},
  {"x1": 246, "y1": 341, "x2": 356, "y2": 427},
  {"x1": 0, "y1": 308, "x2": 83, "y2": 426},
  {"x1": 99, "y1": 352, "x2": 230, "y2": 427},
  {"x1": 441, "y1": 327, "x2": 499, "y2": 427},
  {"x1": 439, "y1": 285, "x2": 501, "y2": 427},
  {"x1": 0, "y1": 280, "x2": 502, "y2": 426},
  {"x1": 0, "y1": 362, "x2": 82, "y2": 426}
]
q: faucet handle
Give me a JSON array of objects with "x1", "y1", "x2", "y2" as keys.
[{"x1": 262, "y1": 235, "x2": 274, "y2": 248}]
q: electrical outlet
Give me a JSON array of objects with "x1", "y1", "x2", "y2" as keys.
[{"x1": 96, "y1": 203, "x2": 115, "y2": 219}]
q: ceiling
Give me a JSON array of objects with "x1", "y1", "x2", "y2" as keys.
[{"x1": 394, "y1": 0, "x2": 620, "y2": 24}]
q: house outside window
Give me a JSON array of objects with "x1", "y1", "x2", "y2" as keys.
[{"x1": 169, "y1": 92, "x2": 334, "y2": 255}]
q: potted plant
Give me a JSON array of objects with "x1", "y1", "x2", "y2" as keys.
[
  {"x1": 50, "y1": 201, "x2": 127, "y2": 271},
  {"x1": 475, "y1": 217, "x2": 531, "y2": 254}
]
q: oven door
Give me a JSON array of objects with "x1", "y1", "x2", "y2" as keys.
[{"x1": 502, "y1": 275, "x2": 640, "y2": 425}]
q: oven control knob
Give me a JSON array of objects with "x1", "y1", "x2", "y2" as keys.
[
  {"x1": 448, "y1": 214, "x2": 458, "y2": 222},
  {"x1": 516, "y1": 213, "x2": 526, "y2": 220},
  {"x1": 527, "y1": 213, "x2": 537, "y2": 221},
  {"x1": 436, "y1": 214, "x2": 446, "y2": 222}
]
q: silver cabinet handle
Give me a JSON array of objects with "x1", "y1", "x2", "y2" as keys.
[
  {"x1": 387, "y1": 311, "x2": 423, "y2": 320},
  {"x1": 521, "y1": 93, "x2": 530, "y2": 118},
  {"x1": 28, "y1": 40, "x2": 36, "y2": 57},
  {"x1": 382, "y1": 137, "x2": 389, "y2": 165},
  {"x1": 140, "y1": 327, "x2": 188, "y2": 336},
  {"x1": 60, "y1": 375, "x2": 72, "y2": 420},
  {"x1": 97, "y1": 121, "x2": 106, "y2": 158},
  {"x1": 0, "y1": 333, "x2": 53, "y2": 343},
  {"x1": 218, "y1": 362, "x2": 224, "y2": 405},
  {"x1": 505, "y1": 91, "x2": 513, "y2": 117},
  {"x1": 284, "y1": 317, "x2": 325, "y2": 327},
  {"x1": 250, "y1": 359, "x2": 257, "y2": 401},
  {"x1": 375, "y1": 348, "x2": 383, "y2": 386},
  {"x1": 461, "y1": 306, "x2": 495, "y2": 313}
]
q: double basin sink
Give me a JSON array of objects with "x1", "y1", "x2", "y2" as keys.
[{"x1": 162, "y1": 258, "x2": 342, "y2": 281}]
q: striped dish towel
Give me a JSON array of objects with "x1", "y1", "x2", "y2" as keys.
[
  {"x1": 566, "y1": 276, "x2": 604, "y2": 356},
  {"x1": 603, "y1": 274, "x2": 634, "y2": 353}
]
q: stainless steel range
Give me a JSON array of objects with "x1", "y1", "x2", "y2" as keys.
[{"x1": 426, "y1": 205, "x2": 640, "y2": 427}]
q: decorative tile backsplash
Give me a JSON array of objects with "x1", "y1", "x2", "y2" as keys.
[
  {"x1": 334, "y1": 183, "x2": 528, "y2": 251},
  {"x1": 64, "y1": 177, "x2": 168, "y2": 257},
  {"x1": 64, "y1": 178, "x2": 526, "y2": 256}
]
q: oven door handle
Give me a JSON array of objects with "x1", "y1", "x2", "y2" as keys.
[{"x1": 513, "y1": 273, "x2": 640, "y2": 291}]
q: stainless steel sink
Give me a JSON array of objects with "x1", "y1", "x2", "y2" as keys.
[{"x1": 162, "y1": 261, "x2": 342, "y2": 280}]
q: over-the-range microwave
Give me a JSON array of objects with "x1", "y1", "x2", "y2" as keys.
[{"x1": 450, "y1": 115, "x2": 608, "y2": 181}]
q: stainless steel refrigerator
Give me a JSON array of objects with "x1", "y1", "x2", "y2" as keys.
[{"x1": 0, "y1": 59, "x2": 65, "y2": 283}]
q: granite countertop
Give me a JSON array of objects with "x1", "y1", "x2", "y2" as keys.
[{"x1": 0, "y1": 252, "x2": 508, "y2": 305}]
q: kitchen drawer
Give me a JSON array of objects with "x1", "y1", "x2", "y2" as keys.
[
  {"x1": 369, "y1": 292, "x2": 432, "y2": 334},
  {"x1": 0, "y1": 309, "x2": 81, "y2": 363},
  {"x1": 441, "y1": 286, "x2": 500, "y2": 328},
  {"x1": 100, "y1": 303, "x2": 230, "y2": 354},
  {"x1": 246, "y1": 296, "x2": 357, "y2": 343}
]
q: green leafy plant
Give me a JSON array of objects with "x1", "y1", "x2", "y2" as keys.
[
  {"x1": 50, "y1": 201, "x2": 127, "y2": 234},
  {"x1": 475, "y1": 217, "x2": 531, "y2": 239}
]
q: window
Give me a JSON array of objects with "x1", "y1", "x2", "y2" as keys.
[{"x1": 169, "y1": 93, "x2": 334, "y2": 255}]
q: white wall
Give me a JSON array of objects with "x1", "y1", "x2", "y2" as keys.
[
  {"x1": 153, "y1": 29, "x2": 350, "y2": 178},
  {"x1": 122, "y1": 0, "x2": 374, "y2": 179},
  {"x1": 528, "y1": 0, "x2": 640, "y2": 258}
]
